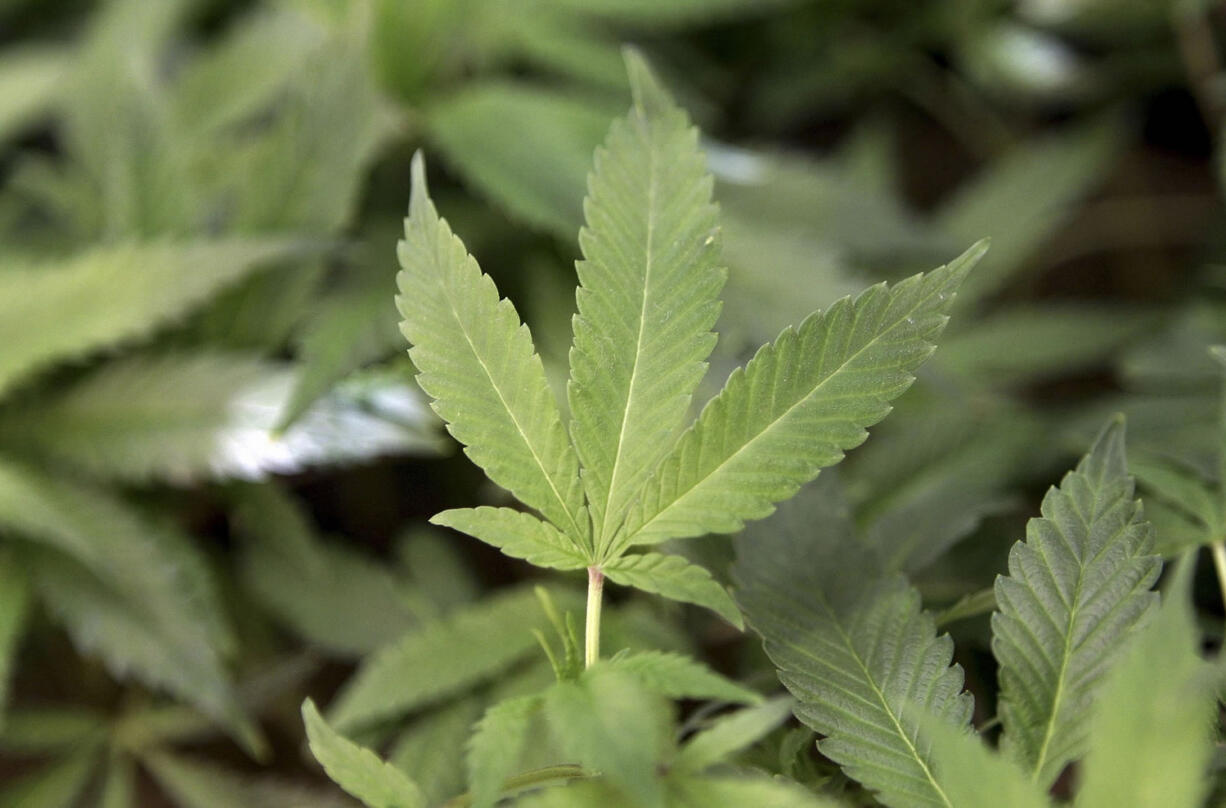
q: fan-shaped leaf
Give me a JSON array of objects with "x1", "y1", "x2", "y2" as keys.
[
  {"x1": 991, "y1": 418, "x2": 1160, "y2": 787},
  {"x1": 567, "y1": 50, "x2": 724, "y2": 552},
  {"x1": 433, "y1": 507, "x2": 589, "y2": 570},
  {"x1": 0, "y1": 746, "x2": 100, "y2": 808},
  {"x1": 396, "y1": 154, "x2": 587, "y2": 542},
  {"x1": 0, "y1": 239, "x2": 302, "y2": 397},
  {"x1": 921, "y1": 721, "x2": 1051, "y2": 808},
  {"x1": 622, "y1": 241, "x2": 984, "y2": 548},
  {"x1": 602, "y1": 553, "x2": 741, "y2": 627},
  {"x1": 303, "y1": 699, "x2": 426, "y2": 808},
  {"x1": 735, "y1": 491, "x2": 973, "y2": 808}
]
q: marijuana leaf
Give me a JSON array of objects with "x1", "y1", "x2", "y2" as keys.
[
  {"x1": 992, "y1": 417, "x2": 1160, "y2": 788},
  {"x1": 302, "y1": 700, "x2": 426, "y2": 808}
]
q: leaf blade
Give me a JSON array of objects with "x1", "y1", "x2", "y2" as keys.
[
  {"x1": 432, "y1": 507, "x2": 589, "y2": 570},
  {"x1": 623, "y1": 242, "x2": 984, "y2": 548},
  {"x1": 568, "y1": 50, "x2": 725, "y2": 551},
  {"x1": 397, "y1": 154, "x2": 586, "y2": 542},
  {"x1": 302, "y1": 699, "x2": 427, "y2": 808},
  {"x1": 602, "y1": 552, "x2": 742, "y2": 627},
  {"x1": 991, "y1": 418, "x2": 1161, "y2": 787}
]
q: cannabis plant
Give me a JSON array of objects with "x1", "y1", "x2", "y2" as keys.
[{"x1": 301, "y1": 49, "x2": 988, "y2": 807}]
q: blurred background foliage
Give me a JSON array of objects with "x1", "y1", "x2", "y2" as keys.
[{"x1": 0, "y1": 0, "x2": 1224, "y2": 804}]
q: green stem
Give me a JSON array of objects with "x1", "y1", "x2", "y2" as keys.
[
  {"x1": 585, "y1": 566, "x2": 603, "y2": 668},
  {"x1": 1210, "y1": 541, "x2": 1226, "y2": 612}
]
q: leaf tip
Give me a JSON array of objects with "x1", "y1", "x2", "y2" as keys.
[
  {"x1": 408, "y1": 150, "x2": 430, "y2": 218},
  {"x1": 622, "y1": 46, "x2": 671, "y2": 117}
]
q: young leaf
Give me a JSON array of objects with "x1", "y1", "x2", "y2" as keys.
[
  {"x1": 601, "y1": 552, "x2": 741, "y2": 627},
  {"x1": 467, "y1": 695, "x2": 544, "y2": 808},
  {"x1": 621, "y1": 240, "x2": 985, "y2": 548},
  {"x1": 433, "y1": 507, "x2": 590, "y2": 570},
  {"x1": 0, "y1": 239, "x2": 302, "y2": 396},
  {"x1": 601, "y1": 650, "x2": 761, "y2": 704},
  {"x1": 0, "y1": 551, "x2": 30, "y2": 729},
  {"x1": 991, "y1": 417, "x2": 1160, "y2": 788},
  {"x1": 396, "y1": 153, "x2": 587, "y2": 542},
  {"x1": 545, "y1": 666, "x2": 668, "y2": 808},
  {"x1": 567, "y1": 49, "x2": 725, "y2": 551},
  {"x1": 1074, "y1": 560, "x2": 1214, "y2": 808},
  {"x1": 921, "y1": 721, "x2": 1051, "y2": 808},
  {"x1": 735, "y1": 491, "x2": 973, "y2": 808},
  {"x1": 302, "y1": 699, "x2": 427, "y2": 808},
  {"x1": 327, "y1": 586, "x2": 574, "y2": 731},
  {"x1": 675, "y1": 696, "x2": 795, "y2": 772}
]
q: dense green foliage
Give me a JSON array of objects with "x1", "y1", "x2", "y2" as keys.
[{"x1": 3, "y1": 0, "x2": 1226, "y2": 806}]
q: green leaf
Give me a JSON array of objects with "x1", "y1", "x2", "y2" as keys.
[
  {"x1": 428, "y1": 82, "x2": 615, "y2": 237},
  {"x1": 233, "y1": 485, "x2": 420, "y2": 656},
  {"x1": 397, "y1": 153, "x2": 587, "y2": 542},
  {"x1": 602, "y1": 553, "x2": 742, "y2": 627},
  {"x1": 0, "y1": 352, "x2": 441, "y2": 483},
  {"x1": 567, "y1": 50, "x2": 725, "y2": 552},
  {"x1": 545, "y1": 667, "x2": 668, "y2": 808},
  {"x1": 29, "y1": 552, "x2": 260, "y2": 757},
  {"x1": 734, "y1": 491, "x2": 973, "y2": 808},
  {"x1": 0, "y1": 239, "x2": 302, "y2": 397},
  {"x1": 0, "y1": 551, "x2": 30, "y2": 729},
  {"x1": 0, "y1": 746, "x2": 100, "y2": 808},
  {"x1": 621, "y1": 241, "x2": 984, "y2": 548},
  {"x1": 921, "y1": 721, "x2": 1051, "y2": 808},
  {"x1": 0, "y1": 708, "x2": 107, "y2": 754},
  {"x1": 432, "y1": 507, "x2": 590, "y2": 570},
  {"x1": 467, "y1": 695, "x2": 544, "y2": 808},
  {"x1": 1074, "y1": 560, "x2": 1215, "y2": 808},
  {"x1": 388, "y1": 698, "x2": 482, "y2": 804},
  {"x1": 602, "y1": 650, "x2": 761, "y2": 704},
  {"x1": 275, "y1": 265, "x2": 404, "y2": 432},
  {"x1": 935, "y1": 118, "x2": 1121, "y2": 309},
  {"x1": 1130, "y1": 453, "x2": 1219, "y2": 537},
  {"x1": 0, "y1": 458, "x2": 241, "y2": 673},
  {"x1": 302, "y1": 699, "x2": 427, "y2": 808},
  {"x1": 675, "y1": 696, "x2": 795, "y2": 772},
  {"x1": 99, "y1": 754, "x2": 136, "y2": 808},
  {"x1": 0, "y1": 46, "x2": 65, "y2": 145},
  {"x1": 328, "y1": 586, "x2": 573, "y2": 731},
  {"x1": 992, "y1": 418, "x2": 1161, "y2": 788},
  {"x1": 145, "y1": 751, "x2": 354, "y2": 808}
]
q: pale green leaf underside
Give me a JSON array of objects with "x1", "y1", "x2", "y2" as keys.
[
  {"x1": 602, "y1": 650, "x2": 761, "y2": 704},
  {"x1": 1074, "y1": 562, "x2": 1213, "y2": 808},
  {"x1": 620, "y1": 240, "x2": 985, "y2": 549},
  {"x1": 991, "y1": 419, "x2": 1160, "y2": 788},
  {"x1": 735, "y1": 495, "x2": 972, "y2": 808},
  {"x1": 466, "y1": 695, "x2": 542, "y2": 808},
  {"x1": 0, "y1": 239, "x2": 301, "y2": 398},
  {"x1": 302, "y1": 700, "x2": 426, "y2": 808},
  {"x1": 433, "y1": 507, "x2": 589, "y2": 570},
  {"x1": 567, "y1": 50, "x2": 724, "y2": 553},
  {"x1": 602, "y1": 552, "x2": 742, "y2": 627},
  {"x1": 396, "y1": 154, "x2": 586, "y2": 543}
]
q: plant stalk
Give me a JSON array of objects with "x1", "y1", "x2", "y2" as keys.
[{"x1": 585, "y1": 566, "x2": 603, "y2": 668}]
